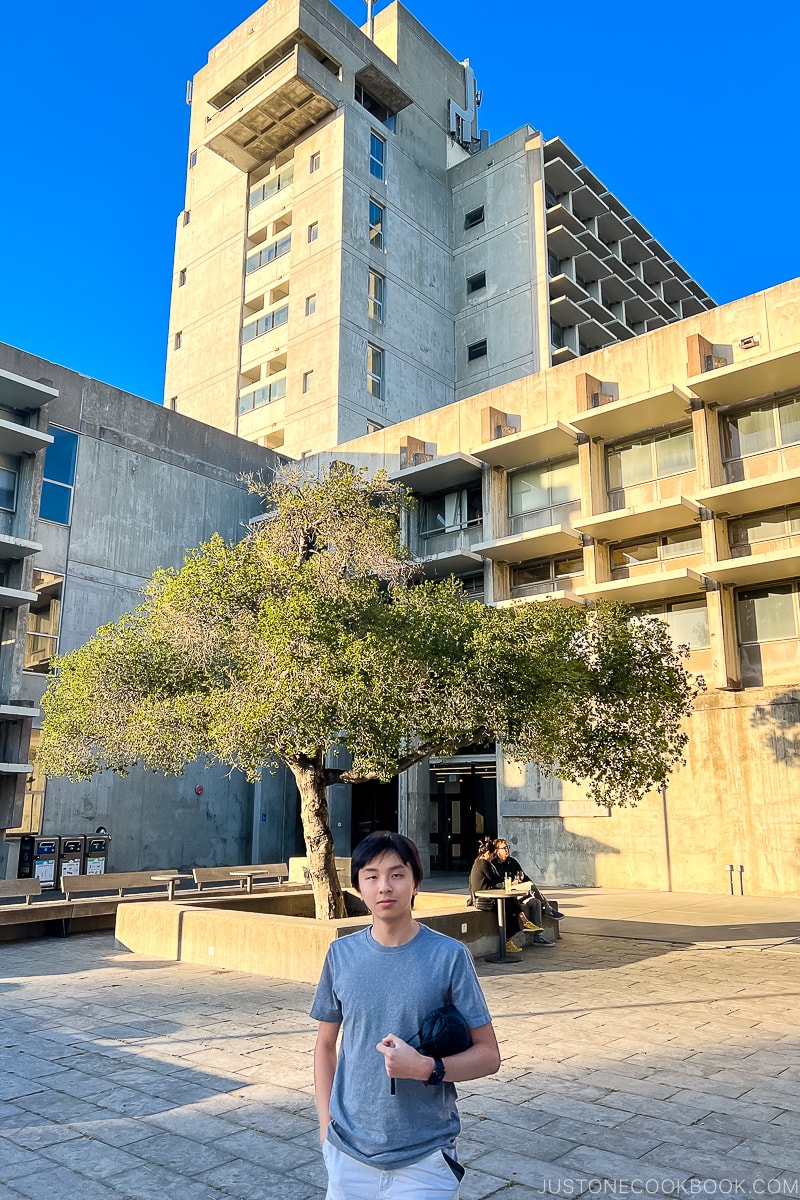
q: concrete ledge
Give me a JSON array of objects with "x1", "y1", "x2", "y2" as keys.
[{"x1": 115, "y1": 889, "x2": 499, "y2": 982}]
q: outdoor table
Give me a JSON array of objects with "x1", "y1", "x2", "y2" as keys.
[
  {"x1": 475, "y1": 884, "x2": 531, "y2": 963},
  {"x1": 150, "y1": 873, "x2": 192, "y2": 902},
  {"x1": 229, "y1": 868, "x2": 272, "y2": 894}
]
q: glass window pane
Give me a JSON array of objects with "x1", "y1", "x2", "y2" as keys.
[
  {"x1": 778, "y1": 396, "x2": 800, "y2": 447},
  {"x1": 44, "y1": 428, "x2": 78, "y2": 487},
  {"x1": 512, "y1": 561, "x2": 552, "y2": 586},
  {"x1": 554, "y1": 554, "x2": 583, "y2": 578},
  {"x1": 667, "y1": 600, "x2": 710, "y2": 650},
  {"x1": 0, "y1": 467, "x2": 17, "y2": 510},
  {"x1": 40, "y1": 480, "x2": 72, "y2": 525},
  {"x1": 607, "y1": 440, "x2": 653, "y2": 489},
  {"x1": 547, "y1": 458, "x2": 580, "y2": 504},
  {"x1": 730, "y1": 510, "x2": 788, "y2": 547},
  {"x1": 737, "y1": 587, "x2": 796, "y2": 644},
  {"x1": 728, "y1": 406, "x2": 777, "y2": 458},
  {"x1": 656, "y1": 429, "x2": 696, "y2": 477},
  {"x1": 611, "y1": 540, "x2": 658, "y2": 567},
  {"x1": 788, "y1": 506, "x2": 800, "y2": 534},
  {"x1": 662, "y1": 529, "x2": 702, "y2": 558},
  {"x1": 510, "y1": 468, "x2": 548, "y2": 515}
]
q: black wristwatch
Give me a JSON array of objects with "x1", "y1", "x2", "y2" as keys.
[{"x1": 425, "y1": 1057, "x2": 446, "y2": 1086}]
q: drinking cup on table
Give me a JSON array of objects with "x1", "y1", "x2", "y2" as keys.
[{"x1": 504, "y1": 876, "x2": 512, "y2": 893}]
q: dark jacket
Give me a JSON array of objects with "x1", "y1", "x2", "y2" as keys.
[
  {"x1": 496, "y1": 855, "x2": 529, "y2": 883},
  {"x1": 469, "y1": 857, "x2": 502, "y2": 910}
]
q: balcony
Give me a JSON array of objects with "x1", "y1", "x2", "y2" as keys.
[
  {"x1": 0, "y1": 585, "x2": 38, "y2": 610},
  {"x1": 696, "y1": 466, "x2": 800, "y2": 516},
  {"x1": 0, "y1": 534, "x2": 43, "y2": 560},
  {"x1": 470, "y1": 421, "x2": 578, "y2": 469},
  {"x1": 495, "y1": 589, "x2": 584, "y2": 609},
  {"x1": 0, "y1": 418, "x2": 53, "y2": 456},
  {"x1": 702, "y1": 547, "x2": 800, "y2": 588},
  {"x1": 575, "y1": 496, "x2": 701, "y2": 543},
  {"x1": 0, "y1": 703, "x2": 40, "y2": 721},
  {"x1": 577, "y1": 567, "x2": 706, "y2": 605},
  {"x1": 474, "y1": 524, "x2": 582, "y2": 563},
  {"x1": 415, "y1": 548, "x2": 484, "y2": 580},
  {"x1": 205, "y1": 45, "x2": 339, "y2": 172},
  {"x1": 0, "y1": 368, "x2": 58, "y2": 411},
  {"x1": 391, "y1": 452, "x2": 482, "y2": 496},
  {"x1": 570, "y1": 384, "x2": 693, "y2": 442},
  {"x1": 687, "y1": 343, "x2": 800, "y2": 406}
]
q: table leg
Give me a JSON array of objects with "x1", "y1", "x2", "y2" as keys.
[
  {"x1": 167, "y1": 879, "x2": 176, "y2": 902},
  {"x1": 246, "y1": 876, "x2": 253, "y2": 894},
  {"x1": 485, "y1": 897, "x2": 512, "y2": 964}
]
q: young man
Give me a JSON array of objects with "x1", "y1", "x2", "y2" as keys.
[
  {"x1": 312, "y1": 831, "x2": 501, "y2": 1199},
  {"x1": 494, "y1": 838, "x2": 563, "y2": 948}
]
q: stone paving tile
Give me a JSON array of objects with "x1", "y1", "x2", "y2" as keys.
[
  {"x1": 129, "y1": 1131, "x2": 236, "y2": 1176},
  {"x1": 38, "y1": 1135, "x2": 146, "y2": 1180},
  {"x1": 8, "y1": 1165, "x2": 123, "y2": 1200},
  {"x1": 103, "y1": 1164, "x2": 238, "y2": 1200},
  {"x1": 557, "y1": 1145, "x2": 691, "y2": 1189},
  {"x1": 202, "y1": 1156, "x2": 318, "y2": 1198},
  {"x1": 613, "y1": 1113, "x2": 743, "y2": 1155},
  {"x1": 213, "y1": 1126, "x2": 319, "y2": 1171}
]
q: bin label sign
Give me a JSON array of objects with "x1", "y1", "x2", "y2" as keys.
[
  {"x1": 86, "y1": 857, "x2": 106, "y2": 875},
  {"x1": 34, "y1": 861, "x2": 55, "y2": 883},
  {"x1": 61, "y1": 861, "x2": 82, "y2": 876}
]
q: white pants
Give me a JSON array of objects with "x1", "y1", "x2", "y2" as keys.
[{"x1": 323, "y1": 1139, "x2": 462, "y2": 1199}]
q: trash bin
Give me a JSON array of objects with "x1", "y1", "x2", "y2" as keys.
[
  {"x1": 18, "y1": 835, "x2": 59, "y2": 889},
  {"x1": 85, "y1": 834, "x2": 110, "y2": 875},
  {"x1": 58, "y1": 836, "x2": 86, "y2": 882}
]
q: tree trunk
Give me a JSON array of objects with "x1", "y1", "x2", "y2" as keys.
[{"x1": 292, "y1": 762, "x2": 347, "y2": 920}]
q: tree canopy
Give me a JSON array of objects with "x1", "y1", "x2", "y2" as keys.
[{"x1": 39, "y1": 464, "x2": 703, "y2": 918}]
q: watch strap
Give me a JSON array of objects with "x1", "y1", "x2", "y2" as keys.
[{"x1": 425, "y1": 1057, "x2": 446, "y2": 1086}]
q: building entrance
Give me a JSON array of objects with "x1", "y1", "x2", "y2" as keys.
[{"x1": 429, "y1": 756, "x2": 497, "y2": 871}]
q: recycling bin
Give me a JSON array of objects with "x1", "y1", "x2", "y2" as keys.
[
  {"x1": 17, "y1": 835, "x2": 59, "y2": 889},
  {"x1": 58, "y1": 836, "x2": 86, "y2": 882},
  {"x1": 84, "y1": 834, "x2": 110, "y2": 875}
]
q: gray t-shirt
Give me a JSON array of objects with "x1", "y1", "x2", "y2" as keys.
[{"x1": 310, "y1": 922, "x2": 492, "y2": 1169}]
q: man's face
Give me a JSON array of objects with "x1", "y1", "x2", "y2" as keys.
[
  {"x1": 358, "y1": 851, "x2": 418, "y2": 920},
  {"x1": 496, "y1": 843, "x2": 510, "y2": 861}
]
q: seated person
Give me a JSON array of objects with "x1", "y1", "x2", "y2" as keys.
[
  {"x1": 468, "y1": 837, "x2": 541, "y2": 955},
  {"x1": 493, "y1": 838, "x2": 563, "y2": 949}
]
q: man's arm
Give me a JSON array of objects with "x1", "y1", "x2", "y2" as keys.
[
  {"x1": 314, "y1": 1019, "x2": 341, "y2": 1143},
  {"x1": 377, "y1": 1021, "x2": 500, "y2": 1084}
]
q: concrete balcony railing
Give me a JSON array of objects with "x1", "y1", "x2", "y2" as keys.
[{"x1": 205, "y1": 45, "x2": 339, "y2": 172}]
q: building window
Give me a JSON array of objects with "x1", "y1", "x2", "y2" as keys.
[
  {"x1": 0, "y1": 466, "x2": 18, "y2": 512},
  {"x1": 467, "y1": 271, "x2": 486, "y2": 295},
  {"x1": 302, "y1": 371, "x2": 314, "y2": 394},
  {"x1": 356, "y1": 83, "x2": 396, "y2": 131},
  {"x1": 369, "y1": 132, "x2": 386, "y2": 181},
  {"x1": 241, "y1": 304, "x2": 289, "y2": 344},
  {"x1": 607, "y1": 427, "x2": 696, "y2": 492},
  {"x1": 179, "y1": 268, "x2": 187, "y2": 287},
  {"x1": 633, "y1": 599, "x2": 711, "y2": 651},
  {"x1": 40, "y1": 427, "x2": 79, "y2": 525},
  {"x1": 238, "y1": 377, "x2": 287, "y2": 415},
  {"x1": 737, "y1": 585, "x2": 798, "y2": 645},
  {"x1": 511, "y1": 554, "x2": 583, "y2": 596},
  {"x1": 730, "y1": 505, "x2": 800, "y2": 555},
  {"x1": 183, "y1": 209, "x2": 191, "y2": 225},
  {"x1": 249, "y1": 165, "x2": 294, "y2": 209},
  {"x1": 309, "y1": 151, "x2": 320, "y2": 173},
  {"x1": 509, "y1": 457, "x2": 581, "y2": 534},
  {"x1": 174, "y1": 332, "x2": 182, "y2": 350},
  {"x1": 24, "y1": 571, "x2": 63, "y2": 672},
  {"x1": 368, "y1": 271, "x2": 384, "y2": 322},
  {"x1": 305, "y1": 295, "x2": 316, "y2": 317},
  {"x1": 369, "y1": 200, "x2": 384, "y2": 249},
  {"x1": 366, "y1": 420, "x2": 383, "y2": 434},
  {"x1": 245, "y1": 234, "x2": 291, "y2": 274},
  {"x1": 464, "y1": 206, "x2": 484, "y2": 230},
  {"x1": 467, "y1": 339, "x2": 487, "y2": 362},
  {"x1": 420, "y1": 485, "x2": 482, "y2": 536},
  {"x1": 722, "y1": 394, "x2": 800, "y2": 461},
  {"x1": 189, "y1": 150, "x2": 197, "y2": 169},
  {"x1": 308, "y1": 222, "x2": 319, "y2": 243},
  {"x1": 367, "y1": 344, "x2": 384, "y2": 400},
  {"x1": 551, "y1": 321, "x2": 565, "y2": 349},
  {"x1": 611, "y1": 528, "x2": 702, "y2": 570},
  {"x1": 548, "y1": 249, "x2": 560, "y2": 277},
  {"x1": 168, "y1": 397, "x2": 177, "y2": 411}
]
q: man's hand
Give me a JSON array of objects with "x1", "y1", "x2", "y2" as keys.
[{"x1": 376, "y1": 1034, "x2": 433, "y2": 1082}]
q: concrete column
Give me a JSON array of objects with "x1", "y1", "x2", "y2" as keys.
[{"x1": 399, "y1": 761, "x2": 430, "y2": 875}]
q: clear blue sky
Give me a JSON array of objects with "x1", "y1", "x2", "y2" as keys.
[{"x1": 2, "y1": 0, "x2": 797, "y2": 404}]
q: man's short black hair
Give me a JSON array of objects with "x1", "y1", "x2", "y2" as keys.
[{"x1": 351, "y1": 831, "x2": 424, "y2": 890}]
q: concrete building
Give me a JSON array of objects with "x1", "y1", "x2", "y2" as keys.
[
  {"x1": 0, "y1": 343, "x2": 279, "y2": 880},
  {"x1": 310, "y1": 275, "x2": 800, "y2": 897},
  {"x1": 164, "y1": 0, "x2": 713, "y2": 461}
]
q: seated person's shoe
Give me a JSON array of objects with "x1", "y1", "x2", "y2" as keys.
[
  {"x1": 505, "y1": 940, "x2": 523, "y2": 953},
  {"x1": 545, "y1": 906, "x2": 564, "y2": 920},
  {"x1": 532, "y1": 934, "x2": 555, "y2": 947},
  {"x1": 521, "y1": 918, "x2": 544, "y2": 932}
]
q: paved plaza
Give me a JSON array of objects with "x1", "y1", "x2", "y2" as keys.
[{"x1": 1, "y1": 892, "x2": 799, "y2": 1200}]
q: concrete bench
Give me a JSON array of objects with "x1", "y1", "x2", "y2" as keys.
[
  {"x1": 0, "y1": 878, "x2": 43, "y2": 906},
  {"x1": 192, "y1": 863, "x2": 290, "y2": 892},
  {"x1": 288, "y1": 856, "x2": 352, "y2": 887},
  {"x1": 61, "y1": 870, "x2": 184, "y2": 902}
]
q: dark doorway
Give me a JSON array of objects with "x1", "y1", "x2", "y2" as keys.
[
  {"x1": 351, "y1": 778, "x2": 399, "y2": 851},
  {"x1": 429, "y1": 756, "x2": 497, "y2": 871}
]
